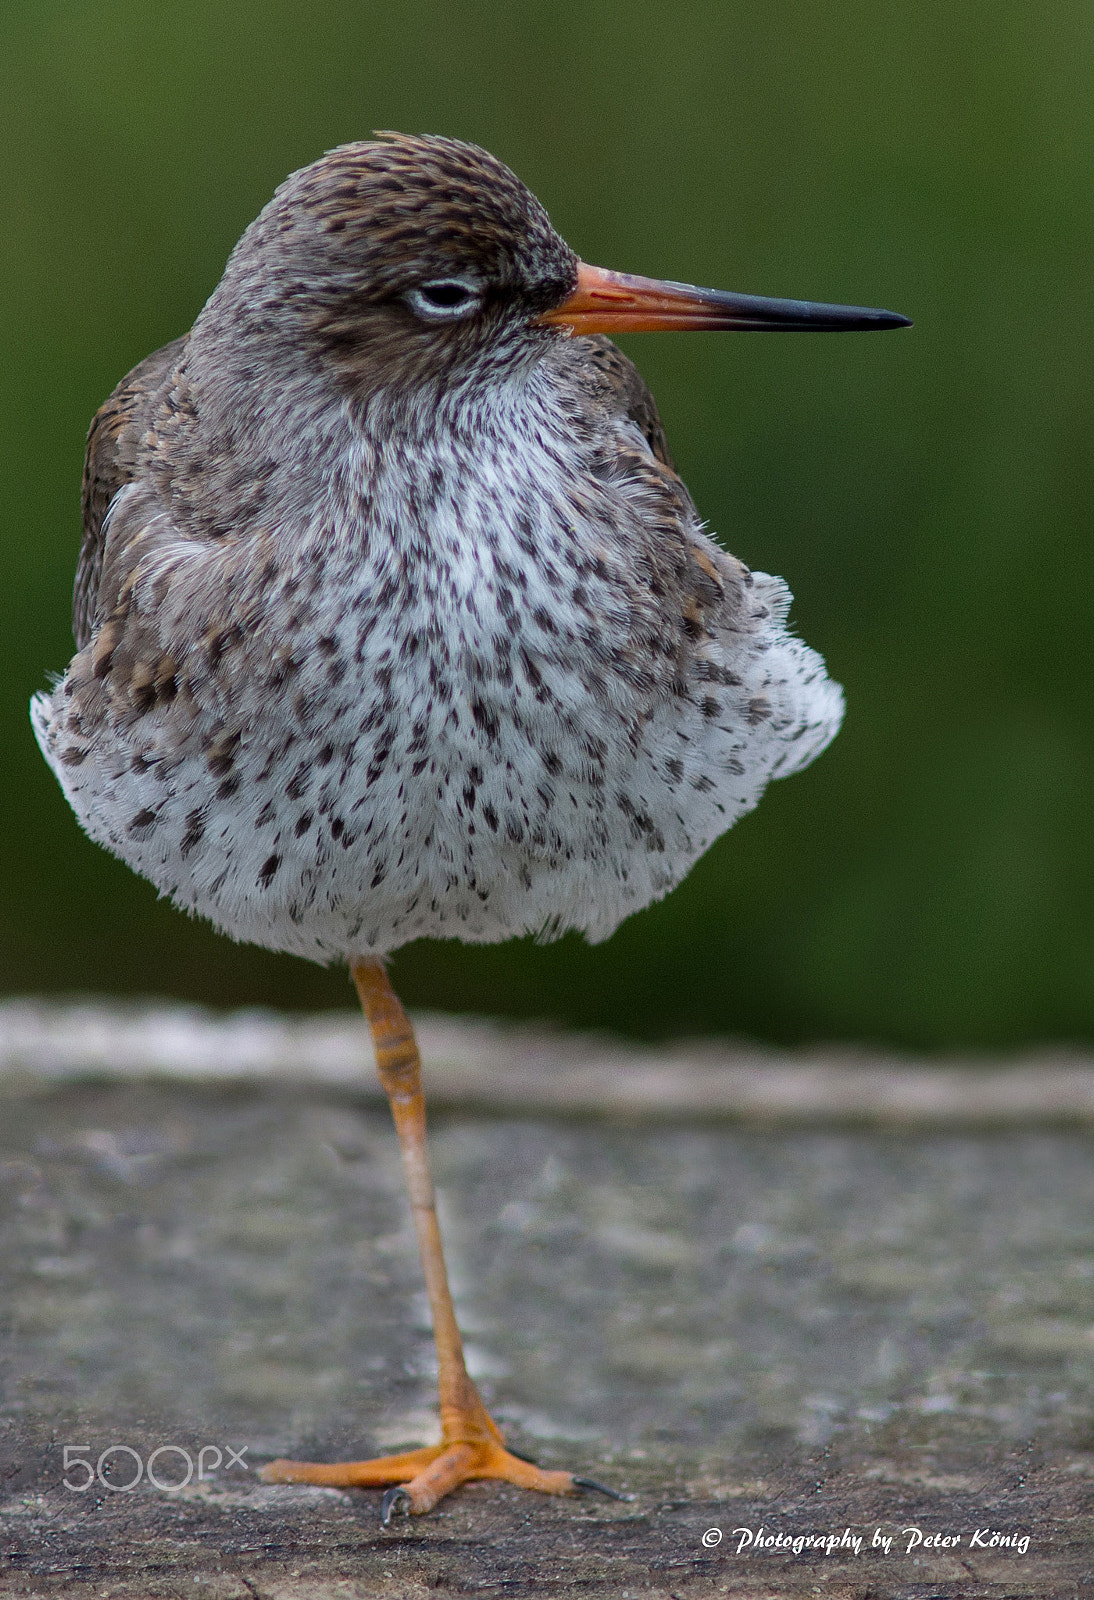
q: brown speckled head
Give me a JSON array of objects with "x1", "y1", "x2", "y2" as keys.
[
  {"x1": 273, "y1": 134, "x2": 576, "y2": 301},
  {"x1": 196, "y1": 134, "x2": 579, "y2": 396}
]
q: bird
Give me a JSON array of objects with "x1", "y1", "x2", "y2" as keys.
[{"x1": 32, "y1": 133, "x2": 909, "y2": 1522}]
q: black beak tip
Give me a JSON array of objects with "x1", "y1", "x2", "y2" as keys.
[
  {"x1": 801, "y1": 300, "x2": 913, "y2": 332},
  {"x1": 829, "y1": 305, "x2": 912, "y2": 331}
]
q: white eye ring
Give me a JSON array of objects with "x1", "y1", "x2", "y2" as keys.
[{"x1": 404, "y1": 279, "x2": 482, "y2": 321}]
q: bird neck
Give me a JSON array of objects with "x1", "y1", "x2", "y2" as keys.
[{"x1": 160, "y1": 327, "x2": 574, "y2": 557}]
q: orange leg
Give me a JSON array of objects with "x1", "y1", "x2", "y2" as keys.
[{"x1": 261, "y1": 960, "x2": 620, "y2": 1520}]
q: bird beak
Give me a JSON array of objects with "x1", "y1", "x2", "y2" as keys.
[{"x1": 538, "y1": 261, "x2": 912, "y2": 334}]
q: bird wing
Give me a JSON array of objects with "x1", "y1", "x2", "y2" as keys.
[
  {"x1": 578, "y1": 335, "x2": 675, "y2": 470},
  {"x1": 74, "y1": 336, "x2": 187, "y2": 649},
  {"x1": 555, "y1": 333, "x2": 746, "y2": 668}
]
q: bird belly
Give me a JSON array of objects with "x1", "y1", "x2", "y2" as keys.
[{"x1": 32, "y1": 553, "x2": 841, "y2": 963}]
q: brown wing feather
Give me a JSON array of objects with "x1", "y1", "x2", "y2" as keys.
[
  {"x1": 74, "y1": 337, "x2": 186, "y2": 648},
  {"x1": 565, "y1": 334, "x2": 739, "y2": 639},
  {"x1": 578, "y1": 335, "x2": 676, "y2": 471}
]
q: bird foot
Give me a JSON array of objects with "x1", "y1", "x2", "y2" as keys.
[{"x1": 261, "y1": 1436, "x2": 595, "y2": 1518}]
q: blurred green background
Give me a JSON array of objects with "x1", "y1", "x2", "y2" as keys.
[{"x1": 3, "y1": 0, "x2": 1091, "y2": 1049}]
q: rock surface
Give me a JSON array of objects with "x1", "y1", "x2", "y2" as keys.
[{"x1": 2, "y1": 1003, "x2": 1092, "y2": 1597}]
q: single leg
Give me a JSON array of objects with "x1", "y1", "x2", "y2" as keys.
[{"x1": 261, "y1": 960, "x2": 599, "y2": 1518}]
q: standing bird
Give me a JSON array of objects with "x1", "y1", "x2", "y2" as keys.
[{"x1": 33, "y1": 134, "x2": 909, "y2": 1521}]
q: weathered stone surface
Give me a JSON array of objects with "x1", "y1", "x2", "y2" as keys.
[
  {"x1": 2, "y1": 1009, "x2": 1092, "y2": 1596},
  {"x1": 5, "y1": 998, "x2": 1094, "y2": 1123}
]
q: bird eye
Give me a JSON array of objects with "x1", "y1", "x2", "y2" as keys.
[{"x1": 404, "y1": 280, "x2": 481, "y2": 320}]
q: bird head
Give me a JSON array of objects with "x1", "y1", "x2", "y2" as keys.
[
  {"x1": 199, "y1": 133, "x2": 909, "y2": 414},
  {"x1": 205, "y1": 134, "x2": 579, "y2": 404}
]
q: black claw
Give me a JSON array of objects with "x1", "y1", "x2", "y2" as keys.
[
  {"x1": 572, "y1": 1474, "x2": 633, "y2": 1501},
  {"x1": 380, "y1": 1485, "x2": 412, "y2": 1526},
  {"x1": 505, "y1": 1446, "x2": 541, "y2": 1465}
]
